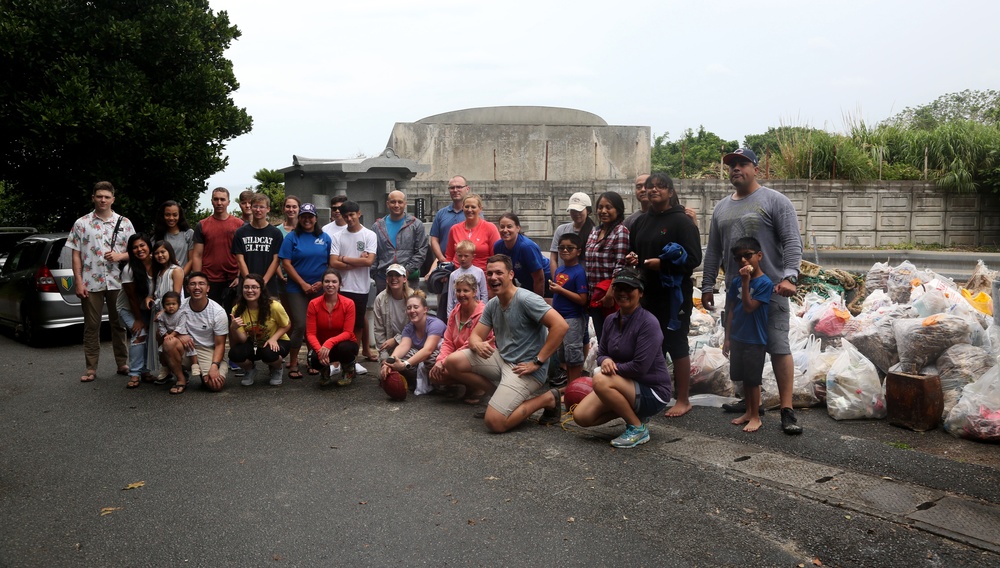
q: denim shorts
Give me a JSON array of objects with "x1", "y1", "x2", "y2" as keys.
[{"x1": 632, "y1": 381, "x2": 669, "y2": 420}]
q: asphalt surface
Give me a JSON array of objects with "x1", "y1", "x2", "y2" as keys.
[{"x1": 2, "y1": 329, "x2": 1000, "y2": 567}]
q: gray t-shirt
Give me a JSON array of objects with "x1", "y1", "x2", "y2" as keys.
[
  {"x1": 701, "y1": 185, "x2": 803, "y2": 292},
  {"x1": 163, "y1": 229, "x2": 194, "y2": 268},
  {"x1": 479, "y1": 288, "x2": 552, "y2": 382}
]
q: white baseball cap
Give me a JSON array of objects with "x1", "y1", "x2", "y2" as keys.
[{"x1": 566, "y1": 192, "x2": 592, "y2": 212}]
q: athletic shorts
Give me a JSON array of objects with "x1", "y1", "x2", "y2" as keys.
[
  {"x1": 730, "y1": 340, "x2": 767, "y2": 388},
  {"x1": 632, "y1": 381, "x2": 669, "y2": 420},
  {"x1": 463, "y1": 349, "x2": 545, "y2": 417}
]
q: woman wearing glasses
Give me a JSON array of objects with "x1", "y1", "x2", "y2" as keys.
[
  {"x1": 229, "y1": 273, "x2": 292, "y2": 387},
  {"x1": 626, "y1": 173, "x2": 702, "y2": 418}
]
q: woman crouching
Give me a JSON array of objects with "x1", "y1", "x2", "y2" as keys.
[{"x1": 230, "y1": 273, "x2": 292, "y2": 386}]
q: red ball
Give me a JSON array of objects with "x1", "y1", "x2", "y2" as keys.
[
  {"x1": 381, "y1": 371, "x2": 408, "y2": 401},
  {"x1": 564, "y1": 376, "x2": 594, "y2": 408}
]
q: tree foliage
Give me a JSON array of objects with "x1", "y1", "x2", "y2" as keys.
[
  {"x1": 886, "y1": 89, "x2": 1000, "y2": 130},
  {"x1": 0, "y1": 0, "x2": 252, "y2": 232},
  {"x1": 252, "y1": 168, "x2": 285, "y2": 208},
  {"x1": 650, "y1": 126, "x2": 738, "y2": 179}
]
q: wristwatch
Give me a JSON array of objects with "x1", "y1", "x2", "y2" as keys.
[
  {"x1": 404, "y1": 360, "x2": 414, "y2": 370},
  {"x1": 532, "y1": 356, "x2": 545, "y2": 366},
  {"x1": 782, "y1": 275, "x2": 799, "y2": 285}
]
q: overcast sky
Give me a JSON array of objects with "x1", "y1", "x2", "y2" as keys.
[{"x1": 204, "y1": 0, "x2": 1000, "y2": 201}]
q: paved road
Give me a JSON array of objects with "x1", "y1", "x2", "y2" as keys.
[{"x1": 2, "y1": 331, "x2": 999, "y2": 567}]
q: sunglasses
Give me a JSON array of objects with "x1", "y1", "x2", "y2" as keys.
[
  {"x1": 557, "y1": 245, "x2": 578, "y2": 252},
  {"x1": 735, "y1": 251, "x2": 758, "y2": 260}
]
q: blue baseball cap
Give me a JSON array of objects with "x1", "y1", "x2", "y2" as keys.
[
  {"x1": 299, "y1": 203, "x2": 318, "y2": 216},
  {"x1": 723, "y1": 148, "x2": 759, "y2": 166}
]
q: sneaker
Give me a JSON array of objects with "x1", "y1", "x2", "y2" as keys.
[
  {"x1": 230, "y1": 361, "x2": 244, "y2": 376},
  {"x1": 240, "y1": 368, "x2": 256, "y2": 387},
  {"x1": 781, "y1": 408, "x2": 803, "y2": 435},
  {"x1": 190, "y1": 363, "x2": 202, "y2": 378},
  {"x1": 154, "y1": 372, "x2": 173, "y2": 386},
  {"x1": 336, "y1": 369, "x2": 354, "y2": 387},
  {"x1": 269, "y1": 367, "x2": 283, "y2": 386},
  {"x1": 538, "y1": 388, "x2": 562, "y2": 425},
  {"x1": 354, "y1": 362, "x2": 368, "y2": 375},
  {"x1": 549, "y1": 369, "x2": 569, "y2": 388},
  {"x1": 611, "y1": 424, "x2": 650, "y2": 448},
  {"x1": 330, "y1": 363, "x2": 342, "y2": 376}
]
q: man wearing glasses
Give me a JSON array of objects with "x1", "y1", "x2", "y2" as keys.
[
  {"x1": 429, "y1": 176, "x2": 470, "y2": 265},
  {"x1": 701, "y1": 148, "x2": 804, "y2": 435},
  {"x1": 322, "y1": 195, "x2": 349, "y2": 240}
]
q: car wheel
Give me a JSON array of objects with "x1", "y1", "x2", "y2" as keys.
[{"x1": 17, "y1": 310, "x2": 39, "y2": 346}]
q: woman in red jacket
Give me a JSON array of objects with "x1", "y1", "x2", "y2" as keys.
[{"x1": 306, "y1": 269, "x2": 359, "y2": 387}]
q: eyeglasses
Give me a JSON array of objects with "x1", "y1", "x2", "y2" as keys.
[
  {"x1": 735, "y1": 251, "x2": 758, "y2": 260},
  {"x1": 448, "y1": 185, "x2": 467, "y2": 190},
  {"x1": 557, "y1": 245, "x2": 578, "y2": 252}
]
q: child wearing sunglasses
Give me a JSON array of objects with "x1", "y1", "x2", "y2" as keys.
[{"x1": 723, "y1": 236, "x2": 773, "y2": 432}]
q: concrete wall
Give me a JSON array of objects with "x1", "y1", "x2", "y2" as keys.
[
  {"x1": 388, "y1": 123, "x2": 650, "y2": 182},
  {"x1": 397, "y1": 179, "x2": 1000, "y2": 249}
]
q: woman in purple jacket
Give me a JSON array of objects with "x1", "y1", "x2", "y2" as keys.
[{"x1": 572, "y1": 268, "x2": 672, "y2": 449}]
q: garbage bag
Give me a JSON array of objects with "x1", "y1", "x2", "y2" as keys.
[
  {"x1": 865, "y1": 261, "x2": 891, "y2": 294},
  {"x1": 826, "y1": 339, "x2": 887, "y2": 420},
  {"x1": 960, "y1": 288, "x2": 993, "y2": 317},
  {"x1": 944, "y1": 366, "x2": 1000, "y2": 441},
  {"x1": 893, "y1": 314, "x2": 973, "y2": 374},
  {"x1": 689, "y1": 346, "x2": 734, "y2": 397},
  {"x1": 937, "y1": 344, "x2": 997, "y2": 420}
]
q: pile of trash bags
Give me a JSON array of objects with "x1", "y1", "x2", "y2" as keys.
[{"x1": 685, "y1": 259, "x2": 1000, "y2": 443}]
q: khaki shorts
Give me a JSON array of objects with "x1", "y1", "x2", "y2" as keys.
[
  {"x1": 463, "y1": 349, "x2": 545, "y2": 417},
  {"x1": 183, "y1": 344, "x2": 228, "y2": 379}
]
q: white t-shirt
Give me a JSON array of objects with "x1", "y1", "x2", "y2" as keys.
[
  {"x1": 177, "y1": 298, "x2": 228, "y2": 348},
  {"x1": 330, "y1": 226, "x2": 377, "y2": 294},
  {"x1": 322, "y1": 222, "x2": 348, "y2": 241}
]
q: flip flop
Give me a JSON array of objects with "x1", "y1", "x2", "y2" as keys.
[
  {"x1": 80, "y1": 371, "x2": 96, "y2": 382},
  {"x1": 288, "y1": 370, "x2": 304, "y2": 380},
  {"x1": 307, "y1": 367, "x2": 320, "y2": 375},
  {"x1": 169, "y1": 380, "x2": 187, "y2": 395},
  {"x1": 126, "y1": 376, "x2": 141, "y2": 389},
  {"x1": 116, "y1": 365, "x2": 129, "y2": 376}
]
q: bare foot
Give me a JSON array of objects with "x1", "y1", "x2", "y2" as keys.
[
  {"x1": 731, "y1": 413, "x2": 751, "y2": 426},
  {"x1": 742, "y1": 418, "x2": 762, "y2": 432},
  {"x1": 665, "y1": 400, "x2": 692, "y2": 417}
]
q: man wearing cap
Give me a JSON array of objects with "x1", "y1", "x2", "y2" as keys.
[
  {"x1": 330, "y1": 201, "x2": 377, "y2": 366},
  {"x1": 373, "y1": 190, "x2": 429, "y2": 293},
  {"x1": 549, "y1": 192, "x2": 595, "y2": 274},
  {"x1": 701, "y1": 148, "x2": 804, "y2": 435},
  {"x1": 191, "y1": 187, "x2": 244, "y2": 314},
  {"x1": 430, "y1": 176, "x2": 470, "y2": 265},
  {"x1": 623, "y1": 174, "x2": 650, "y2": 231},
  {"x1": 443, "y1": 254, "x2": 568, "y2": 433}
]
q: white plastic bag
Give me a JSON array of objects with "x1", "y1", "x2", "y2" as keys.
[
  {"x1": 689, "y1": 346, "x2": 733, "y2": 396},
  {"x1": 826, "y1": 339, "x2": 887, "y2": 420},
  {"x1": 893, "y1": 314, "x2": 973, "y2": 374},
  {"x1": 944, "y1": 365, "x2": 1000, "y2": 441}
]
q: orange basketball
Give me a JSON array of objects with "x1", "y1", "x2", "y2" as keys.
[{"x1": 381, "y1": 371, "x2": 408, "y2": 401}]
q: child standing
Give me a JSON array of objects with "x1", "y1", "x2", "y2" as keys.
[
  {"x1": 156, "y1": 291, "x2": 200, "y2": 380},
  {"x1": 548, "y1": 233, "x2": 588, "y2": 382},
  {"x1": 445, "y1": 240, "x2": 488, "y2": 317},
  {"x1": 723, "y1": 237, "x2": 773, "y2": 432}
]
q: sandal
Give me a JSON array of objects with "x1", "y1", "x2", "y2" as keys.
[
  {"x1": 463, "y1": 389, "x2": 487, "y2": 405},
  {"x1": 126, "y1": 376, "x2": 141, "y2": 389},
  {"x1": 288, "y1": 369, "x2": 304, "y2": 380},
  {"x1": 80, "y1": 371, "x2": 96, "y2": 383},
  {"x1": 116, "y1": 365, "x2": 129, "y2": 376},
  {"x1": 365, "y1": 351, "x2": 379, "y2": 362},
  {"x1": 169, "y1": 380, "x2": 187, "y2": 395},
  {"x1": 307, "y1": 367, "x2": 319, "y2": 376}
]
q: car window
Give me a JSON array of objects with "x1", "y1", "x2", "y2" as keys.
[
  {"x1": 2, "y1": 241, "x2": 45, "y2": 274},
  {"x1": 51, "y1": 238, "x2": 72, "y2": 270}
]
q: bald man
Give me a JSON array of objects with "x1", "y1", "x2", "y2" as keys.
[
  {"x1": 624, "y1": 174, "x2": 650, "y2": 231},
  {"x1": 372, "y1": 190, "x2": 428, "y2": 293}
]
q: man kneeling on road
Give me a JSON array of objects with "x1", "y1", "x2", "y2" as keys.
[
  {"x1": 444, "y1": 254, "x2": 568, "y2": 433},
  {"x1": 161, "y1": 272, "x2": 229, "y2": 393}
]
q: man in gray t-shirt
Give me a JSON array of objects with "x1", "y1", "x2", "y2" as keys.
[
  {"x1": 701, "y1": 148, "x2": 804, "y2": 435},
  {"x1": 443, "y1": 254, "x2": 568, "y2": 433}
]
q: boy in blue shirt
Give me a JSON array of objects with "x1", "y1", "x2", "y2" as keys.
[
  {"x1": 723, "y1": 237, "x2": 773, "y2": 433},
  {"x1": 549, "y1": 233, "x2": 588, "y2": 383}
]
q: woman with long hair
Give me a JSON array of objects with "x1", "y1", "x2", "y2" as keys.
[
  {"x1": 146, "y1": 240, "x2": 185, "y2": 381},
  {"x1": 307, "y1": 269, "x2": 359, "y2": 387},
  {"x1": 230, "y1": 273, "x2": 292, "y2": 387},
  {"x1": 380, "y1": 290, "x2": 446, "y2": 395},
  {"x1": 118, "y1": 234, "x2": 157, "y2": 388},
  {"x1": 429, "y1": 273, "x2": 495, "y2": 403},
  {"x1": 445, "y1": 194, "x2": 500, "y2": 271},
  {"x1": 494, "y1": 212, "x2": 550, "y2": 297},
  {"x1": 278, "y1": 203, "x2": 333, "y2": 379},
  {"x1": 152, "y1": 200, "x2": 194, "y2": 272},
  {"x1": 549, "y1": 192, "x2": 595, "y2": 274},
  {"x1": 585, "y1": 191, "x2": 630, "y2": 341}
]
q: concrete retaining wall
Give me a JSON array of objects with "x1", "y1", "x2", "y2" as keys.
[{"x1": 400, "y1": 179, "x2": 1000, "y2": 249}]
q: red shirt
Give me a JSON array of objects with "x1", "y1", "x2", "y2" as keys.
[
  {"x1": 306, "y1": 294, "x2": 357, "y2": 351},
  {"x1": 194, "y1": 215, "x2": 244, "y2": 282},
  {"x1": 446, "y1": 219, "x2": 500, "y2": 271}
]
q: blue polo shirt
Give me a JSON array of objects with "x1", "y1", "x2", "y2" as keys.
[{"x1": 430, "y1": 204, "x2": 465, "y2": 254}]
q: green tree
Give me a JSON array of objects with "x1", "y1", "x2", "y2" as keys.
[
  {"x1": 252, "y1": 168, "x2": 285, "y2": 208},
  {"x1": 886, "y1": 89, "x2": 1000, "y2": 130},
  {"x1": 0, "y1": 0, "x2": 252, "y2": 231},
  {"x1": 650, "y1": 127, "x2": 738, "y2": 178}
]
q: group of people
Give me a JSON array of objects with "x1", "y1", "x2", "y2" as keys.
[{"x1": 70, "y1": 147, "x2": 804, "y2": 446}]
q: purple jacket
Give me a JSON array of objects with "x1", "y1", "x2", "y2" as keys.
[{"x1": 597, "y1": 306, "x2": 672, "y2": 402}]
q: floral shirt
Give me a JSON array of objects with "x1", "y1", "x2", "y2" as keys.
[{"x1": 66, "y1": 211, "x2": 135, "y2": 292}]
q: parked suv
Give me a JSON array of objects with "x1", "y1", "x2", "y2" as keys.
[{"x1": 0, "y1": 233, "x2": 108, "y2": 344}]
